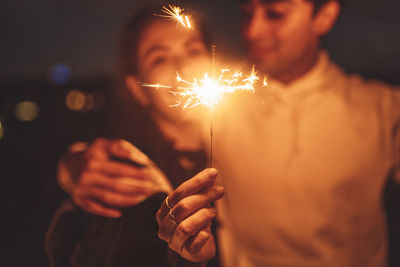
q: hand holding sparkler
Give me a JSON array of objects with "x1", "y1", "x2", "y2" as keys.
[{"x1": 157, "y1": 168, "x2": 224, "y2": 263}]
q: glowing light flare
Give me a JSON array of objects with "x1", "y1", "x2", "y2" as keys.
[
  {"x1": 142, "y1": 67, "x2": 260, "y2": 110},
  {"x1": 90, "y1": 92, "x2": 106, "y2": 111},
  {"x1": 47, "y1": 63, "x2": 71, "y2": 85},
  {"x1": 15, "y1": 101, "x2": 39, "y2": 122},
  {"x1": 156, "y1": 5, "x2": 192, "y2": 29},
  {"x1": 263, "y1": 75, "x2": 269, "y2": 87},
  {"x1": 66, "y1": 90, "x2": 105, "y2": 112},
  {"x1": 172, "y1": 73, "x2": 224, "y2": 109},
  {"x1": 66, "y1": 90, "x2": 86, "y2": 111}
]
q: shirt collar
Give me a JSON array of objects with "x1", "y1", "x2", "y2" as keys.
[{"x1": 257, "y1": 51, "x2": 336, "y2": 99}]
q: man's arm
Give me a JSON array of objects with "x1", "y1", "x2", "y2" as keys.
[
  {"x1": 390, "y1": 88, "x2": 400, "y2": 184},
  {"x1": 393, "y1": 120, "x2": 400, "y2": 184},
  {"x1": 57, "y1": 138, "x2": 172, "y2": 217},
  {"x1": 58, "y1": 142, "x2": 89, "y2": 193}
]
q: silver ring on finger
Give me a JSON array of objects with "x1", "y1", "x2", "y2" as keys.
[
  {"x1": 165, "y1": 196, "x2": 173, "y2": 210},
  {"x1": 168, "y1": 209, "x2": 177, "y2": 225}
]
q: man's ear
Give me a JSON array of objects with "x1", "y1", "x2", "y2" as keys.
[
  {"x1": 312, "y1": 0, "x2": 341, "y2": 36},
  {"x1": 125, "y1": 75, "x2": 150, "y2": 107}
]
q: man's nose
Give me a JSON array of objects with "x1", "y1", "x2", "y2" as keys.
[{"x1": 243, "y1": 9, "x2": 270, "y2": 43}]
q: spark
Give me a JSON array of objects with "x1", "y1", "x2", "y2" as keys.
[
  {"x1": 156, "y1": 5, "x2": 192, "y2": 29},
  {"x1": 142, "y1": 67, "x2": 260, "y2": 110},
  {"x1": 263, "y1": 75, "x2": 269, "y2": 87}
]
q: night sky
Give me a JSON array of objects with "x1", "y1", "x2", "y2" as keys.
[{"x1": 1, "y1": 0, "x2": 399, "y2": 83}]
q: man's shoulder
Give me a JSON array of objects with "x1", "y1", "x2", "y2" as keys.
[
  {"x1": 338, "y1": 71, "x2": 400, "y2": 113},
  {"x1": 345, "y1": 72, "x2": 398, "y2": 96}
]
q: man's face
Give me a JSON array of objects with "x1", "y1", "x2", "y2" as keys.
[
  {"x1": 241, "y1": 0, "x2": 320, "y2": 81},
  {"x1": 136, "y1": 20, "x2": 210, "y2": 121}
]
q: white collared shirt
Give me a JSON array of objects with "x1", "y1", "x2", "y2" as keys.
[{"x1": 212, "y1": 52, "x2": 400, "y2": 267}]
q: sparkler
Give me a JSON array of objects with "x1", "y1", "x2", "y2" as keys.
[
  {"x1": 169, "y1": 67, "x2": 258, "y2": 109},
  {"x1": 174, "y1": 66, "x2": 260, "y2": 166},
  {"x1": 140, "y1": 68, "x2": 259, "y2": 110},
  {"x1": 156, "y1": 5, "x2": 192, "y2": 29},
  {"x1": 141, "y1": 65, "x2": 262, "y2": 166},
  {"x1": 263, "y1": 75, "x2": 269, "y2": 87},
  {"x1": 143, "y1": 5, "x2": 267, "y2": 167}
]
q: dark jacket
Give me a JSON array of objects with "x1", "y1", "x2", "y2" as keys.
[{"x1": 45, "y1": 87, "x2": 218, "y2": 267}]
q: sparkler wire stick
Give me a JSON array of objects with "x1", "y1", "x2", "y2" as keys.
[
  {"x1": 211, "y1": 44, "x2": 216, "y2": 73},
  {"x1": 209, "y1": 44, "x2": 216, "y2": 168},
  {"x1": 209, "y1": 114, "x2": 213, "y2": 168}
]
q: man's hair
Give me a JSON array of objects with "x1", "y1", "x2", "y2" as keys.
[
  {"x1": 239, "y1": 0, "x2": 343, "y2": 12},
  {"x1": 310, "y1": 0, "x2": 343, "y2": 11}
]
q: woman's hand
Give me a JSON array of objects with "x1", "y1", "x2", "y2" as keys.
[
  {"x1": 156, "y1": 168, "x2": 224, "y2": 263},
  {"x1": 60, "y1": 138, "x2": 172, "y2": 217}
]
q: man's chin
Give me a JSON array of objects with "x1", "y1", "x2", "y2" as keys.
[
  {"x1": 250, "y1": 58, "x2": 278, "y2": 75},
  {"x1": 249, "y1": 51, "x2": 276, "y2": 63}
]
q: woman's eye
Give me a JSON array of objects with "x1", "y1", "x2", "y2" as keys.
[{"x1": 152, "y1": 56, "x2": 168, "y2": 66}]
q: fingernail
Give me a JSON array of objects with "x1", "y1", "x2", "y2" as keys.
[
  {"x1": 208, "y1": 168, "x2": 218, "y2": 177},
  {"x1": 200, "y1": 229, "x2": 210, "y2": 237},
  {"x1": 216, "y1": 186, "x2": 225, "y2": 195},
  {"x1": 111, "y1": 211, "x2": 122, "y2": 218},
  {"x1": 210, "y1": 208, "x2": 217, "y2": 216},
  {"x1": 119, "y1": 139, "x2": 132, "y2": 150}
]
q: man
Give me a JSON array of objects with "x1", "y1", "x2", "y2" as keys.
[{"x1": 157, "y1": 0, "x2": 400, "y2": 266}]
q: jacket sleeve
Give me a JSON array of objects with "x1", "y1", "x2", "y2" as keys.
[
  {"x1": 57, "y1": 142, "x2": 88, "y2": 193},
  {"x1": 45, "y1": 199, "x2": 85, "y2": 267}
]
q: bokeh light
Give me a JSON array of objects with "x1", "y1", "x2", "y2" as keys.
[
  {"x1": 84, "y1": 94, "x2": 95, "y2": 111},
  {"x1": 47, "y1": 63, "x2": 71, "y2": 85},
  {"x1": 15, "y1": 101, "x2": 40, "y2": 122},
  {"x1": 66, "y1": 90, "x2": 86, "y2": 111},
  {"x1": 0, "y1": 119, "x2": 4, "y2": 140},
  {"x1": 90, "y1": 92, "x2": 105, "y2": 111},
  {"x1": 66, "y1": 90, "x2": 105, "y2": 112}
]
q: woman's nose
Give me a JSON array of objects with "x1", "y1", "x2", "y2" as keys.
[{"x1": 173, "y1": 56, "x2": 184, "y2": 72}]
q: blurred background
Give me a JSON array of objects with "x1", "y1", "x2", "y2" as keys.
[{"x1": 1, "y1": 0, "x2": 399, "y2": 266}]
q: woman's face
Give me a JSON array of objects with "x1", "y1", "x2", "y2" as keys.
[{"x1": 135, "y1": 19, "x2": 210, "y2": 122}]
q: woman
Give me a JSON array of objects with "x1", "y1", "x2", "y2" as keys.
[{"x1": 46, "y1": 6, "x2": 223, "y2": 267}]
